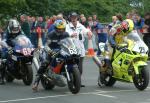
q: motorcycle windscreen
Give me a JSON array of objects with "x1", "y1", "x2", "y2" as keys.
[
  {"x1": 127, "y1": 31, "x2": 148, "y2": 54},
  {"x1": 14, "y1": 35, "x2": 34, "y2": 50},
  {"x1": 59, "y1": 38, "x2": 79, "y2": 56}
]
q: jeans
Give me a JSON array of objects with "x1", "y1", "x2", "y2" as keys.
[{"x1": 97, "y1": 33, "x2": 108, "y2": 55}]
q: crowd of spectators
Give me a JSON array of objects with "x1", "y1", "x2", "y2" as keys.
[{"x1": 0, "y1": 10, "x2": 150, "y2": 56}]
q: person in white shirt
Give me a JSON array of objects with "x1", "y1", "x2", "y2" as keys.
[{"x1": 66, "y1": 12, "x2": 92, "y2": 87}]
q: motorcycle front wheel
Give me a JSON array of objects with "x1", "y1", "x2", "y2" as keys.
[
  {"x1": 133, "y1": 66, "x2": 149, "y2": 91},
  {"x1": 68, "y1": 65, "x2": 81, "y2": 94},
  {"x1": 22, "y1": 64, "x2": 33, "y2": 85},
  {"x1": 5, "y1": 66, "x2": 14, "y2": 82}
]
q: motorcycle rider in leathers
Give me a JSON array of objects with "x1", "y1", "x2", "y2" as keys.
[
  {"x1": 32, "y1": 19, "x2": 74, "y2": 91},
  {"x1": 0, "y1": 19, "x2": 24, "y2": 85}
]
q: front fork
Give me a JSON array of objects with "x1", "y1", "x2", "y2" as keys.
[
  {"x1": 65, "y1": 65, "x2": 71, "y2": 82},
  {"x1": 133, "y1": 61, "x2": 147, "y2": 75}
]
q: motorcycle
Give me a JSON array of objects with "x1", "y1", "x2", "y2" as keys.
[
  {"x1": 33, "y1": 37, "x2": 81, "y2": 94},
  {"x1": 3, "y1": 35, "x2": 34, "y2": 85},
  {"x1": 94, "y1": 30, "x2": 149, "y2": 91}
]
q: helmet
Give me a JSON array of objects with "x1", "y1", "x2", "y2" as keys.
[
  {"x1": 121, "y1": 19, "x2": 134, "y2": 32},
  {"x1": 8, "y1": 19, "x2": 21, "y2": 34},
  {"x1": 54, "y1": 20, "x2": 66, "y2": 29},
  {"x1": 125, "y1": 19, "x2": 134, "y2": 32}
]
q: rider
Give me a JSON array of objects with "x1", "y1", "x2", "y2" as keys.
[
  {"x1": 104, "y1": 19, "x2": 134, "y2": 73},
  {"x1": 32, "y1": 19, "x2": 70, "y2": 91},
  {"x1": 5, "y1": 19, "x2": 25, "y2": 48},
  {"x1": 0, "y1": 19, "x2": 24, "y2": 84}
]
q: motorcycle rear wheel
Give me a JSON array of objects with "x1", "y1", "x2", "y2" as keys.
[
  {"x1": 133, "y1": 66, "x2": 149, "y2": 91},
  {"x1": 5, "y1": 72, "x2": 14, "y2": 82},
  {"x1": 98, "y1": 72, "x2": 116, "y2": 87},
  {"x1": 68, "y1": 65, "x2": 81, "y2": 94},
  {"x1": 41, "y1": 77, "x2": 55, "y2": 90}
]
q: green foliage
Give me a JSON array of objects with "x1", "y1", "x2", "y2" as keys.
[{"x1": 0, "y1": 0, "x2": 149, "y2": 22}]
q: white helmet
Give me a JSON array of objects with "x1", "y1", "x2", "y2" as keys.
[{"x1": 8, "y1": 19, "x2": 21, "y2": 34}]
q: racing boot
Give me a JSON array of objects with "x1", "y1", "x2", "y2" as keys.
[
  {"x1": 0, "y1": 68, "x2": 5, "y2": 85},
  {"x1": 0, "y1": 75, "x2": 5, "y2": 85},
  {"x1": 32, "y1": 63, "x2": 47, "y2": 91},
  {"x1": 103, "y1": 59, "x2": 113, "y2": 76},
  {"x1": 32, "y1": 74, "x2": 41, "y2": 92}
]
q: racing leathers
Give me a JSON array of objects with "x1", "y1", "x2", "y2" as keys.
[
  {"x1": 105, "y1": 19, "x2": 134, "y2": 71},
  {"x1": 0, "y1": 30, "x2": 25, "y2": 84},
  {"x1": 32, "y1": 30, "x2": 70, "y2": 90}
]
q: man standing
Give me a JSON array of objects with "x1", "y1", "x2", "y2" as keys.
[
  {"x1": 20, "y1": 14, "x2": 31, "y2": 39},
  {"x1": 66, "y1": 12, "x2": 92, "y2": 87}
]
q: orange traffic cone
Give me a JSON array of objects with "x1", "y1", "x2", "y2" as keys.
[
  {"x1": 86, "y1": 27, "x2": 95, "y2": 57},
  {"x1": 87, "y1": 29, "x2": 95, "y2": 57},
  {"x1": 87, "y1": 39, "x2": 95, "y2": 57}
]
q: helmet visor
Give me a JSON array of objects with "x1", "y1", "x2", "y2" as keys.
[{"x1": 11, "y1": 27, "x2": 19, "y2": 34}]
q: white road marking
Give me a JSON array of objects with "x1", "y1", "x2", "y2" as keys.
[
  {"x1": 0, "y1": 94, "x2": 73, "y2": 103},
  {"x1": 95, "y1": 87, "x2": 150, "y2": 93},
  {"x1": 95, "y1": 89, "x2": 137, "y2": 93},
  {"x1": 146, "y1": 87, "x2": 150, "y2": 89},
  {"x1": 92, "y1": 93, "x2": 117, "y2": 98},
  {"x1": 0, "y1": 87, "x2": 150, "y2": 102}
]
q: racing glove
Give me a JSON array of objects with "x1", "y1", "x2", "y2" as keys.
[
  {"x1": 48, "y1": 49, "x2": 56, "y2": 56},
  {"x1": 7, "y1": 47, "x2": 13, "y2": 55}
]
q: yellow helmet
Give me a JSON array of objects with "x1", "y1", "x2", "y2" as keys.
[
  {"x1": 124, "y1": 19, "x2": 134, "y2": 32},
  {"x1": 54, "y1": 20, "x2": 66, "y2": 29}
]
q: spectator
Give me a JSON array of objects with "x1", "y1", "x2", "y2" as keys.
[
  {"x1": 88, "y1": 16, "x2": 93, "y2": 30},
  {"x1": 30, "y1": 16, "x2": 38, "y2": 47},
  {"x1": 93, "y1": 14, "x2": 98, "y2": 22},
  {"x1": 108, "y1": 16, "x2": 118, "y2": 29},
  {"x1": 66, "y1": 12, "x2": 92, "y2": 87},
  {"x1": 116, "y1": 13, "x2": 123, "y2": 22},
  {"x1": 47, "y1": 15, "x2": 56, "y2": 30},
  {"x1": 108, "y1": 13, "x2": 123, "y2": 53},
  {"x1": 80, "y1": 16, "x2": 89, "y2": 28},
  {"x1": 36, "y1": 17, "x2": 46, "y2": 46},
  {"x1": 93, "y1": 21, "x2": 108, "y2": 56},
  {"x1": 80, "y1": 16, "x2": 89, "y2": 53},
  {"x1": 20, "y1": 14, "x2": 31, "y2": 39},
  {"x1": 143, "y1": 12, "x2": 150, "y2": 58},
  {"x1": 27, "y1": 16, "x2": 33, "y2": 30},
  {"x1": 134, "y1": 14, "x2": 145, "y2": 30},
  {"x1": 87, "y1": 16, "x2": 97, "y2": 51},
  {"x1": 80, "y1": 14, "x2": 85, "y2": 19},
  {"x1": 79, "y1": 14, "x2": 85, "y2": 22},
  {"x1": 108, "y1": 15, "x2": 122, "y2": 29},
  {"x1": 126, "y1": 12, "x2": 133, "y2": 19},
  {"x1": 31, "y1": 16, "x2": 46, "y2": 47}
]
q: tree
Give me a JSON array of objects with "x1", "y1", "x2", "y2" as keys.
[{"x1": 0, "y1": 0, "x2": 149, "y2": 22}]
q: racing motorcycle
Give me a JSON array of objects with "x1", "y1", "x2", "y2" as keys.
[
  {"x1": 3, "y1": 35, "x2": 34, "y2": 85},
  {"x1": 33, "y1": 37, "x2": 81, "y2": 94},
  {"x1": 94, "y1": 30, "x2": 149, "y2": 91}
]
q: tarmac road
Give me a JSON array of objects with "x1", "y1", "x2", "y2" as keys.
[{"x1": 0, "y1": 58, "x2": 150, "y2": 103}]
